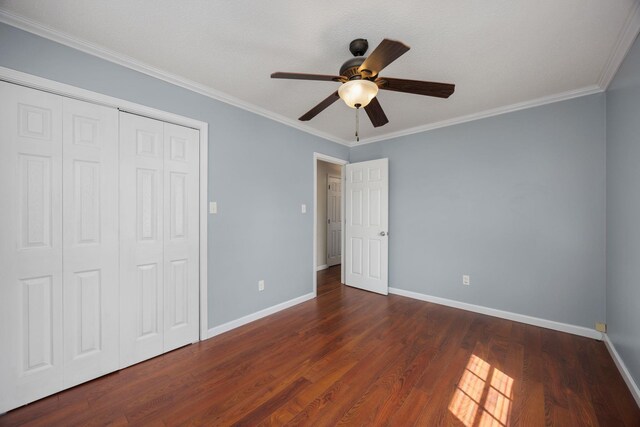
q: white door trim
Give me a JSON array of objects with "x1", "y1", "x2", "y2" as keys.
[
  {"x1": 313, "y1": 152, "x2": 348, "y2": 296},
  {"x1": 0, "y1": 66, "x2": 210, "y2": 341}
]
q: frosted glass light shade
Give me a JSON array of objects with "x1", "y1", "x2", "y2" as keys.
[{"x1": 338, "y1": 79, "x2": 379, "y2": 108}]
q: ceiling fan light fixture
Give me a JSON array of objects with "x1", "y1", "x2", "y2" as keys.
[{"x1": 338, "y1": 79, "x2": 378, "y2": 109}]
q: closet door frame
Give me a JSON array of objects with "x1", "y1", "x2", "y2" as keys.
[{"x1": 0, "y1": 66, "x2": 210, "y2": 341}]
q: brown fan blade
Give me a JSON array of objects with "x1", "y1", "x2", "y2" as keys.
[
  {"x1": 358, "y1": 39, "x2": 410, "y2": 77},
  {"x1": 377, "y1": 77, "x2": 455, "y2": 98},
  {"x1": 299, "y1": 91, "x2": 340, "y2": 121},
  {"x1": 271, "y1": 72, "x2": 343, "y2": 82},
  {"x1": 364, "y1": 97, "x2": 389, "y2": 128}
]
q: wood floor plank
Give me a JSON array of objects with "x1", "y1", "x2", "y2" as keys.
[
  {"x1": 232, "y1": 377, "x2": 312, "y2": 426},
  {"x1": 387, "y1": 309, "x2": 475, "y2": 424},
  {"x1": 1, "y1": 265, "x2": 638, "y2": 426},
  {"x1": 286, "y1": 339, "x2": 411, "y2": 425},
  {"x1": 259, "y1": 360, "x2": 359, "y2": 426},
  {"x1": 336, "y1": 326, "x2": 429, "y2": 425}
]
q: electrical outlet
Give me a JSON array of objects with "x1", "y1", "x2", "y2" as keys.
[
  {"x1": 258, "y1": 280, "x2": 265, "y2": 291},
  {"x1": 462, "y1": 275, "x2": 470, "y2": 286},
  {"x1": 595, "y1": 322, "x2": 606, "y2": 333}
]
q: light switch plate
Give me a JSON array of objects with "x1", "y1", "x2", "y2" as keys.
[
  {"x1": 301, "y1": 204, "x2": 307, "y2": 214},
  {"x1": 209, "y1": 201, "x2": 217, "y2": 214}
]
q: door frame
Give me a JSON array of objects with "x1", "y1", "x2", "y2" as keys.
[
  {"x1": 313, "y1": 152, "x2": 348, "y2": 295},
  {"x1": 0, "y1": 66, "x2": 210, "y2": 341}
]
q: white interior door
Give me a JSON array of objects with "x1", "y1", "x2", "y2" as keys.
[
  {"x1": 62, "y1": 98, "x2": 119, "y2": 388},
  {"x1": 0, "y1": 82, "x2": 64, "y2": 412},
  {"x1": 163, "y1": 123, "x2": 200, "y2": 352},
  {"x1": 327, "y1": 175, "x2": 342, "y2": 267},
  {"x1": 345, "y1": 158, "x2": 389, "y2": 295},
  {"x1": 119, "y1": 113, "x2": 165, "y2": 368}
]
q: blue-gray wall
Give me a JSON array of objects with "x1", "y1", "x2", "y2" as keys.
[
  {"x1": 350, "y1": 95, "x2": 607, "y2": 328},
  {"x1": 0, "y1": 23, "x2": 349, "y2": 328},
  {"x1": 606, "y1": 34, "x2": 640, "y2": 388}
]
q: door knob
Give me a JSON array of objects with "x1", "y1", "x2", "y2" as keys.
[{"x1": 379, "y1": 231, "x2": 386, "y2": 236}]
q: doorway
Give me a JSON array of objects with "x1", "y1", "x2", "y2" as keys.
[{"x1": 313, "y1": 153, "x2": 347, "y2": 296}]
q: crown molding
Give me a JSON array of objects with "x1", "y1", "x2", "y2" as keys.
[
  {"x1": 0, "y1": 9, "x2": 351, "y2": 146},
  {"x1": 0, "y1": 7, "x2": 634, "y2": 147},
  {"x1": 597, "y1": 1, "x2": 640, "y2": 90},
  {"x1": 355, "y1": 85, "x2": 604, "y2": 146}
]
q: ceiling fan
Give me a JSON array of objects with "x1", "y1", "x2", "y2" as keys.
[{"x1": 271, "y1": 38, "x2": 455, "y2": 132}]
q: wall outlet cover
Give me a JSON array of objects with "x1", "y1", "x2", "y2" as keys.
[
  {"x1": 595, "y1": 322, "x2": 606, "y2": 332},
  {"x1": 462, "y1": 275, "x2": 470, "y2": 286}
]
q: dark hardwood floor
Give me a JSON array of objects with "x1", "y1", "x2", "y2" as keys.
[{"x1": 1, "y1": 265, "x2": 638, "y2": 426}]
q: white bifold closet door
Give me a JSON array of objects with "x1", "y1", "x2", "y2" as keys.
[
  {"x1": 0, "y1": 82, "x2": 119, "y2": 411},
  {"x1": 0, "y1": 82, "x2": 64, "y2": 413},
  {"x1": 119, "y1": 112, "x2": 199, "y2": 368},
  {"x1": 0, "y1": 82, "x2": 200, "y2": 412},
  {"x1": 62, "y1": 98, "x2": 120, "y2": 388}
]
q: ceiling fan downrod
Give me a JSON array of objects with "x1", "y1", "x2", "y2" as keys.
[{"x1": 355, "y1": 104, "x2": 361, "y2": 142}]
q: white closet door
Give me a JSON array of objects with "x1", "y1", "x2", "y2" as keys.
[
  {"x1": 0, "y1": 82, "x2": 64, "y2": 412},
  {"x1": 119, "y1": 113, "x2": 165, "y2": 368},
  {"x1": 163, "y1": 123, "x2": 200, "y2": 351},
  {"x1": 62, "y1": 98, "x2": 119, "y2": 387}
]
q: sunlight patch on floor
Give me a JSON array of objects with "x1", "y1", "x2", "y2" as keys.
[{"x1": 448, "y1": 354, "x2": 514, "y2": 426}]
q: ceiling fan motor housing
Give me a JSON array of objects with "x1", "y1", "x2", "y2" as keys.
[
  {"x1": 341, "y1": 39, "x2": 370, "y2": 80},
  {"x1": 340, "y1": 57, "x2": 366, "y2": 80}
]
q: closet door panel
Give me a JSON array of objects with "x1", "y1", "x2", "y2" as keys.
[
  {"x1": 163, "y1": 123, "x2": 199, "y2": 352},
  {"x1": 0, "y1": 82, "x2": 64, "y2": 413},
  {"x1": 120, "y1": 112, "x2": 165, "y2": 368},
  {"x1": 62, "y1": 98, "x2": 119, "y2": 387}
]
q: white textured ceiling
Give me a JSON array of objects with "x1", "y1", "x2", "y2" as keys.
[{"x1": 1, "y1": 0, "x2": 638, "y2": 145}]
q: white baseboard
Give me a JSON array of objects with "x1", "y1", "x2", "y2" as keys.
[
  {"x1": 207, "y1": 292, "x2": 315, "y2": 339},
  {"x1": 604, "y1": 334, "x2": 640, "y2": 407},
  {"x1": 316, "y1": 264, "x2": 328, "y2": 271},
  {"x1": 388, "y1": 287, "x2": 603, "y2": 340}
]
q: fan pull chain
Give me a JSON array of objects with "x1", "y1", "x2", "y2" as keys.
[{"x1": 355, "y1": 106, "x2": 360, "y2": 143}]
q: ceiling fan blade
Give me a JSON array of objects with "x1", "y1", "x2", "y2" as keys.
[
  {"x1": 364, "y1": 97, "x2": 389, "y2": 128},
  {"x1": 299, "y1": 91, "x2": 340, "y2": 121},
  {"x1": 271, "y1": 72, "x2": 343, "y2": 82},
  {"x1": 377, "y1": 77, "x2": 455, "y2": 98},
  {"x1": 358, "y1": 39, "x2": 410, "y2": 77}
]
